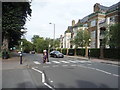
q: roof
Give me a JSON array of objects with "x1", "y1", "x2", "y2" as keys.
[
  {"x1": 107, "y1": 1, "x2": 120, "y2": 13},
  {"x1": 98, "y1": 4, "x2": 109, "y2": 11}
]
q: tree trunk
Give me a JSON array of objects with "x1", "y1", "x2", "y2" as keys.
[
  {"x1": 74, "y1": 48, "x2": 77, "y2": 56},
  {"x1": 85, "y1": 45, "x2": 88, "y2": 57},
  {"x1": 2, "y1": 37, "x2": 9, "y2": 51},
  {"x1": 100, "y1": 46, "x2": 104, "y2": 58}
]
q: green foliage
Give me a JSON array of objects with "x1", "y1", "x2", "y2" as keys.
[
  {"x1": 89, "y1": 48, "x2": 100, "y2": 58},
  {"x1": 109, "y1": 23, "x2": 120, "y2": 48},
  {"x1": 2, "y1": 2, "x2": 32, "y2": 49},
  {"x1": 62, "y1": 48, "x2": 67, "y2": 55},
  {"x1": 68, "y1": 49, "x2": 75, "y2": 55},
  {"x1": 104, "y1": 48, "x2": 119, "y2": 60},
  {"x1": 72, "y1": 29, "x2": 90, "y2": 48},
  {"x1": 22, "y1": 39, "x2": 34, "y2": 53},
  {"x1": 76, "y1": 48, "x2": 85, "y2": 56},
  {"x1": 56, "y1": 48, "x2": 61, "y2": 52}
]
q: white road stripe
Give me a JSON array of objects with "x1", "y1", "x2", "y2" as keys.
[
  {"x1": 32, "y1": 68, "x2": 55, "y2": 90},
  {"x1": 113, "y1": 74, "x2": 119, "y2": 77},
  {"x1": 52, "y1": 61, "x2": 61, "y2": 64},
  {"x1": 34, "y1": 61, "x2": 41, "y2": 64},
  {"x1": 68, "y1": 60, "x2": 78, "y2": 63},
  {"x1": 60, "y1": 61, "x2": 69, "y2": 63}
]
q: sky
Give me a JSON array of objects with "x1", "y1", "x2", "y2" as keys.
[{"x1": 25, "y1": 0, "x2": 119, "y2": 41}]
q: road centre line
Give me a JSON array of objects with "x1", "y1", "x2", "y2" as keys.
[
  {"x1": 32, "y1": 68, "x2": 54, "y2": 90},
  {"x1": 77, "y1": 65, "x2": 119, "y2": 77}
]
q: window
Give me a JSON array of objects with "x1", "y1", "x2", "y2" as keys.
[
  {"x1": 90, "y1": 20, "x2": 96, "y2": 27},
  {"x1": 110, "y1": 16, "x2": 115, "y2": 22},
  {"x1": 83, "y1": 24, "x2": 88, "y2": 27},
  {"x1": 91, "y1": 31, "x2": 96, "y2": 39}
]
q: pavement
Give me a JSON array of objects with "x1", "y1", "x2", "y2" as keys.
[{"x1": 65, "y1": 55, "x2": 120, "y2": 66}]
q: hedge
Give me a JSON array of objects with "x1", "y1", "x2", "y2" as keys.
[
  {"x1": 68, "y1": 49, "x2": 75, "y2": 56},
  {"x1": 89, "y1": 48, "x2": 100, "y2": 58},
  {"x1": 104, "y1": 48, "x2": 119, "y2": 60},
  {"x1": 76, "y1": 48, "x2": 85, "y2": 56},
  {"x1": 62, "y1": 48, "x2": 67, "y2": 55}
]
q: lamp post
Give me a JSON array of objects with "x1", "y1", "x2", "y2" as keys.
[
  {"x1": 49, "y1": 23, "x2": 55, "y2": 50},
  {"x1": 19, "y1": 29, "x2": 27, "y2": 64},
  {"x1": 88, "y1": 39, "x2": 91, "y2": 60}
]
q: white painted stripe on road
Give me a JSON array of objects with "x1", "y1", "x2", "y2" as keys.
[
  {"x1": 113, "y1": 74, "x2": 119, "y2": 77},
  {"x1": 44, "y1": 82, "x2": 55, "y2": 90},
  {"x1": 95, "y1": 69, "x2": 111, "y2": 75},
  {"x1": 68, "y1": 60, "x2": 78, "y2": 63},
  {"x1": 60, "y1": 61, "x2": 69, "y2": 63},
  {"x1": 34, "y1": 61, "x2": 41, "y2": 64},
  {"x1": 32, "y1": 68, "x2": 55, "y2": 90},
  {"x1": 52, "y1": 61, "x2": 61, "y2": 64}
]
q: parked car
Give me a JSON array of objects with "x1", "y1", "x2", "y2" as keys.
[{"x1": 50, "y1": 51, "x2": 64, "y2": 58}]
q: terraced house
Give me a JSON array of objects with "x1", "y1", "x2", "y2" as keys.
[{"x1": 60, "y1": 1, "x2": 120, "y2": 49}]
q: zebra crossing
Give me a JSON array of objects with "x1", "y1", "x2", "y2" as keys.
[{"x1": 34, "y1": 60, "x2": 91, "y2": 65}]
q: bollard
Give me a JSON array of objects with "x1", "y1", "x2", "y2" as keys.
[
  {"x1": 88, "y1": 49, "x2": 90, "y2": 60},
  {"x1": 20, "y1": 53, "x2": 22, "y2": 64}
]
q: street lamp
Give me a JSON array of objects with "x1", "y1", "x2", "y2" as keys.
[
  {"x1": 88, "y1": 39, "x2": 91, "y2": 60},
  {"x1": 19, "y1": 29, "x2": 27, "y2": 64},
  {"x1": 49, "y1": 22, "x2": 55, "y2": 50}
]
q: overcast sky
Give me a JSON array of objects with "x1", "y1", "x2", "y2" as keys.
[{"x1": 25, "y1": 0, "x2": 119, "y2": 41}]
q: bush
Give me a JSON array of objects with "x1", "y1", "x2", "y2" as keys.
[
  {"x1": 68, "y1": 49, "x2": 75, "y2": 56},
  {"x1": 56, "y1": 48, "x2": 61, "y2": 52},
  {"x1": 88, "y1": 48, "x2": 100, "y2": 58},
  {"x1": 76, "y1": 48, "x2": 85, "y2": 56},
  {"x1": 62, "y1": 48, "x2": 67, "y2": 55},
  {"x1": 104, "y1": 48, "x2": 119, "y2": 60}
]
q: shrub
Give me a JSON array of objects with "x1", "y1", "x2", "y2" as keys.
[
  {"x1": 68, "y1": 49, "x2": 75, "y2": 56},
  {"x1": 104, "y1": 48, "x2": 119, "y2": 60},
  {"x1": 89, "y1": 48, "x2": 100, "y2": 58},
  {"x1": 62, "y1": 48, "x2": 67, "y2": 55},
  {"x1": 76, "y1": 48, "x2": 85, "y2": 56}
]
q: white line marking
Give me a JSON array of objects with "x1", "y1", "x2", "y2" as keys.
[
  {"x1": 62, "y1": 65, "x2": 68, "y2": 67},
  {"x1": 113, "y1": 74, "x2": 119, "y2": 77},
  {"x1": 61, "y1": 61, "x2": 69, "y2": 63},
  {"x1": 44, "y1": 82, "x2": 54, "y2": 89},
  {"x1": 32, "y1": 68, "x2": 54, "y2": 90},
  {"x1": 52, "y1": 61, "x2": 61, "y2": 64},
  {"x1": 95, "y1": 68, "x2": 111, "y2": 75},
  {"x1": 46, "y1": 62, "x2": 51, "y2": 64},
  {"x1": 69, "y1": 60, "x2": 78, "y2": 63},
  {"x1": 34, "y1": 61, "x2": 41, "y2": 64}
]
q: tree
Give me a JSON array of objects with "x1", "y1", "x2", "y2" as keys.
[
  {"x1": 109, "y1": 23, "x2": 120, "y2": 48},
  {"x1": 71, "y1": 29, "x2": 91, "y2": 57},
  {"x1": 2, "y1": 2, "x2": 32, "y2": 52},
  {"x1": 21, "y1": 39, "x2": 34, "y2": 53}
]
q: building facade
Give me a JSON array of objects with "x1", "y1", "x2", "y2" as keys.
[{"x1": 60, "y1": 1, "x2": 120, "y2": 49}]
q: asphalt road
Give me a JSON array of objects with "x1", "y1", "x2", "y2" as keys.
[{"x1": 2, "y1": 53, "x2": 120, "y2": 89}]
